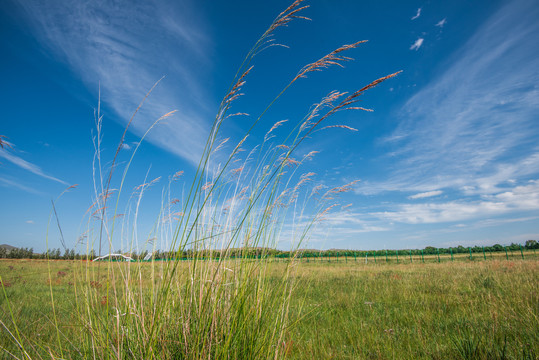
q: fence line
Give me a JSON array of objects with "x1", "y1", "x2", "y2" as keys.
[{"x1": 287, "y1": 247, "x2": 537, "y2": 265}]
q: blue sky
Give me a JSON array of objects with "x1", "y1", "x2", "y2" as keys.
[{"x1": 1, "y1": 0, "x2": 538, "y2": 252}]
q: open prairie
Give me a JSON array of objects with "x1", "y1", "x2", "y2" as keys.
[
  {"x1": 2, "y1": 0, "x2": 539, "y2": 359},
  {"x1": 1, "y1": 258, "x2": 537, "y2": 359}
]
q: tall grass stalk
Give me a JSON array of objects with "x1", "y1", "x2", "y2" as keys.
[{"x1": 1, "y1": 1, "x2": 397, "y2": 358}]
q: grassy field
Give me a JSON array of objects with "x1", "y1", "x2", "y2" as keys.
[
  {"x1": 3, "y1": 0, "x2": 537, "y2": 358},
  {"x1": 287, "y1": 260, "x2": 538, "y2": 359},
  {"x1": 1, "y1": 258, "x2": 537, "y2": 359}
]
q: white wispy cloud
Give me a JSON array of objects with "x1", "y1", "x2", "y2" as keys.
[
  {"x1": 321, "y1": 211, "x2": 387, "y2": 229},
  {"x1": 0, "y1": 148, "x2": 67, "y2": 185},
  {"x1": 357, "y1": 150, "x2": 539, "y2": 198},
  {"x1": 474, "y1": 215, "x2": 539, "y2": 228},
  {"x1": 25, "y1": 220, "x2": 34, "y2": 224},
  {"x1": 435, "y1": 18, "x2": 447, "y2": 28},
  {"x1": 441, "y1": 232, "x2": 539, "y2": 248},
  {"x1": 374, "y1": 180, "x2": 539, "y2": 224},
  {"x1": 363, "y1": 0, "x2": 539, "y2": 197},
  {"x1": 277, "y1": 209, "x2": 390, "y2": 248},
  {"x1": 408, "y1": 190, "x2": 442, "y2": 199},
  {"x1": 0, "y1": 176, "x2": 42, "y2": 194},
  {"x1": 411, "y1": 8, "x2": 422, "y2": 20},
  {"x1": 410, "y1": 38, "x2": 424, "y2": 51},
  {"x1": 12, "y1": 0, "x2": 213, "y2": 165}
]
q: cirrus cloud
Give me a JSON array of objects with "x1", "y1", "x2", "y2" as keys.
[
  {"x1": 409, "y1": 38, "x2": 424, "y2": 51},
  {"x1": 408, "y1": 190, "x2": 442, "y2": 199}
]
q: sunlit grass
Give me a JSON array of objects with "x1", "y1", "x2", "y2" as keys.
[
  {"x1": 1, "y1": 259, "x2": 537, "y2": 359},
  {"x1": 286, "y1": 260, "x2": 538, "y2": 359}
]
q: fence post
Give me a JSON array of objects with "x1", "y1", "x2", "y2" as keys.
[
  {"x1": 520, "y1": 245, "x2": 524, "y2": 259},
  {"x1": 385, "y1": 249, "x2": 388, "y2": 263},
  {"x1": 504, "y1": 246, "x2": 509, "y2": 260},
  {"x1": 396, "y1": 249, "x2": 399, "y2": 263},
  {"x1": 450, "y1": 247, "x2": 453, "y2": 261},
  {"x1": 374, "y1": 251, "x2": 377, "y2": 264},
  {"x1": 482, "y1": 246, "x2": 486, "y2": 261},
  {"x1": 365, "y1": 252, "x2": 368, "y2": 264}
]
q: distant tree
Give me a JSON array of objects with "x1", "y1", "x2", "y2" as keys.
[
  {"x1": 424, "y1": 246, "x2": 436, "y2": 255},
  {"x1": 62, "y1": 248, "x2": 75, "y2": 260},
  {"x1": 525, "y1": 240, "x2": 538, "y2": 249},
  {"x1": 9, "y1": 248, "x2": 22, "y2": 259},
  {"x1": 472, "y1": 246, "x2": 482, "y2": 253},
  {"x1": 48, "y1": 248, "x2": 61, "y2": 259},
  {"x1": 492, "y1": 244, "x2": 504, "y2": 252},
  {"x1": 508, "y1": 243, "x2": 520, "y2": 251},
  {"x1": 87, "y1": 249, "x2": 96, "y2": 261}
]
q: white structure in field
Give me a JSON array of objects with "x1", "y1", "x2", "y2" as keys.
[{"x1": 92, "y1": 253, "x2": 134, "y2": 262}]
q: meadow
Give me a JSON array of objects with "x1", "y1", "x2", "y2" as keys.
[
  {"x1": 1, "y1": 257, "x2": 537, "y2": 359},
  {"x1": 2, "y1": 1, "x2": 538, "y2": 359}
]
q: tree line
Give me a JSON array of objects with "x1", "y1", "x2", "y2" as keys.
[
  {"x1": 288, "y1": 241, "x2": 538, "y2": 259},
  {"x1": 0, "y1": 247, "x2": 95, "y2": 260},
  {"x1": 0, "y1": 240, "x2": 537, "y2": 261}
]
